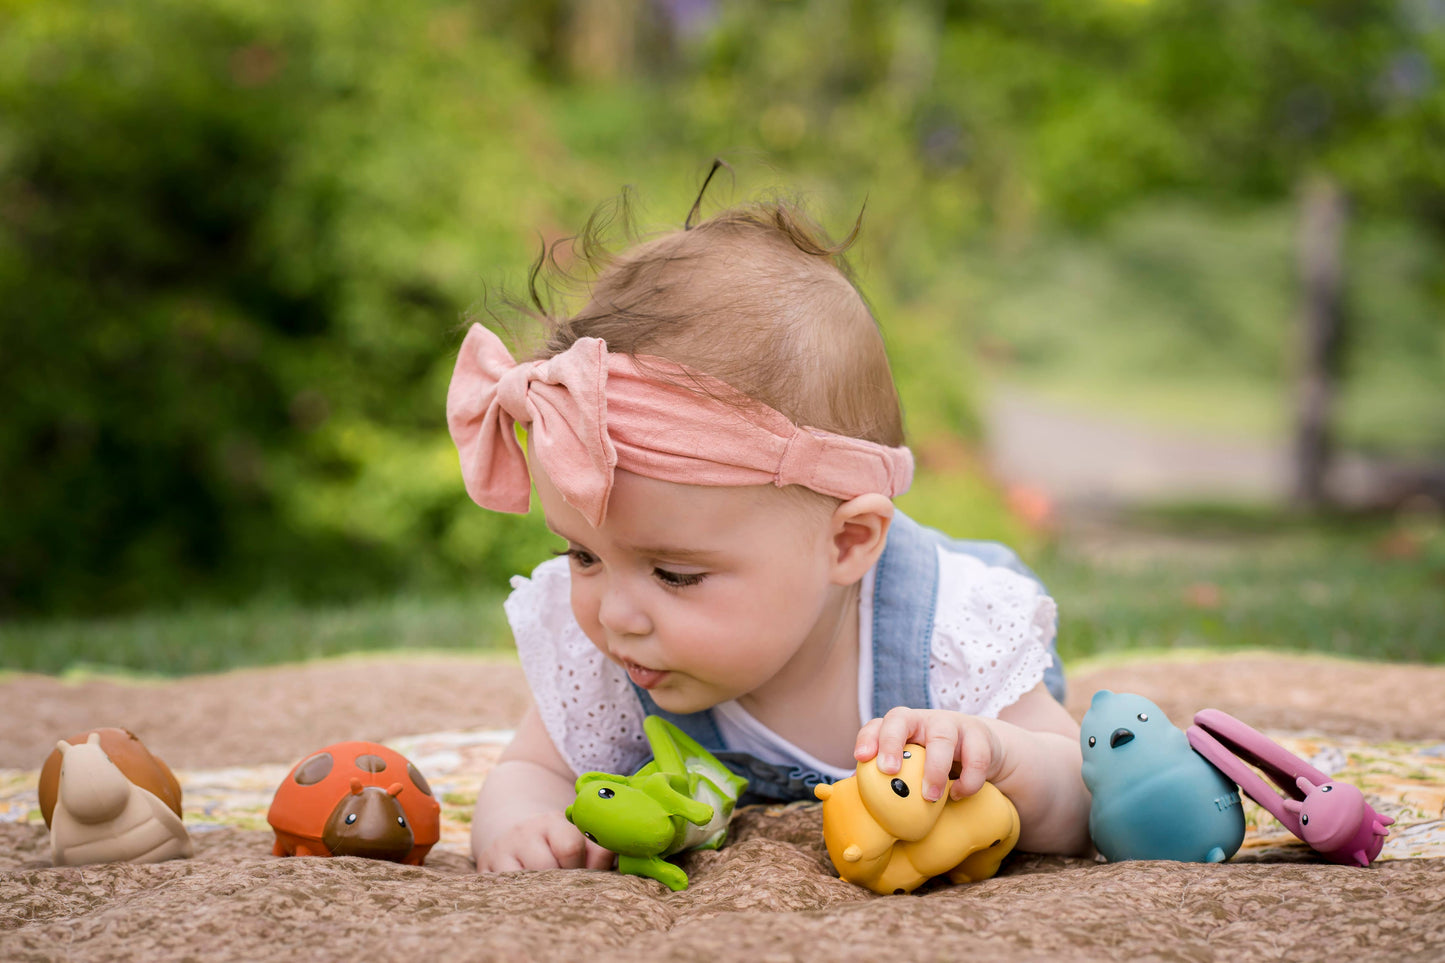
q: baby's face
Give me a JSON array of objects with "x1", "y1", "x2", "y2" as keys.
[{"x1": 533, "y1": 463, "x2": 848, "y2": 716}]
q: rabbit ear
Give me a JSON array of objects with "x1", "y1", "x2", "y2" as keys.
[
  {"x1": 1282, "y1": 798, "x2": 1303, "y2": 815},
  {"x1": 1295, "y1": 775, "x2": 1319, "y2": 795}
]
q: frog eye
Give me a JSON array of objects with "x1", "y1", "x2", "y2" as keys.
[
  {"x1": 597, "y1": 787, "x2": 615, "y2": 799},
  {"x1": 1136, "y1": 713, "x2": 1149, "y2": 722},
  {"x1": 584, "y1": 832, "x2": 597, "y2": 842},
  {"x1": 345, "y1": 813, "x2": 358, "y2": 825},
  {"x1": 1088, "y1": 736, "x2": 1097, "y2": 748},
  {"x1": 902, "y1": 750, "x2": 912, "y2": 759}
]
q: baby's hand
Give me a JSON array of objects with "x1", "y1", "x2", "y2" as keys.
[
  {"x1": 854, "y1": 707, "x2": 1004, "y2": 802},
  {"x1": 475, "y1": 811, "x2": 615, "y2": 873}
]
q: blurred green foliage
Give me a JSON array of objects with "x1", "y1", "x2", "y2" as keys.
[{"x1": 2, "y1": 0, "x2": 1442, "y2": 618}]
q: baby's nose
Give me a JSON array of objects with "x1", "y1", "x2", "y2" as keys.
[{"x1": 597, "y1": 580, "x2": 651, "y2": 637}]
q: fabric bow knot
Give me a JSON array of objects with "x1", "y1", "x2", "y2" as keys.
[{"x1": 446, "y1": 324, "x2": 913, "y2": 526}]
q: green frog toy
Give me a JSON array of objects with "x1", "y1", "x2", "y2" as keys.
[{"x1": 565, "y1": 715, "x2": 748, "y2": 891}]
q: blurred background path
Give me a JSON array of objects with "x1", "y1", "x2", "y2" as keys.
[{"x1": 984, "y1": 384, "x2": 1445, "y2": 516}]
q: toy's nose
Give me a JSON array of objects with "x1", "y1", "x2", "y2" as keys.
[{"x1": 1109, "y1": 728, "x2": 1135, "y2": 749}]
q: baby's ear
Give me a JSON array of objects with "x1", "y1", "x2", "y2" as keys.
[{"x1": 830, "y1": 494, "x2": 894, "y2": 584}]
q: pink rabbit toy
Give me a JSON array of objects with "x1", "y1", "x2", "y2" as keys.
[{"x1": 1186, "y1": 709, "x2": 1394, "y2": 867}]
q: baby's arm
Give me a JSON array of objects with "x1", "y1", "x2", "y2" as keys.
[
  {"x1": 471, "y1": 703, "x2": 615, "y2": 872},
  {"x1": 854, "y1": 683, "x2": 1091, "y2": 856}
]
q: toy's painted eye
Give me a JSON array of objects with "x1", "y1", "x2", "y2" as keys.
[
  {"x1": 1088, "y1": 736, "x2": 1097, "y2": 748},
  {"x1": 397, "y1": 816, "x2": 407, "y2": 826},
  {"x1": 584, "y1": 832, "x2": 597, "y2": 842},
  {"x1": 1321, "y1": 785, "x2": 1333, "y2": 792},
  {"x1": 902, "y1": 750, "x2": 912, "y2": 759},
  {"x1": 1137, "y1": 713, "x2": 1149, "y2": 722},
  {"x1": 345, "y1": 813, "x2": 358, "y2": 825},
  {"x1": 597, "y1": 787, "x2": 615, "y2": 799},
  {"x1": 1301, "y1": 813, "x2": 1309, "y2": 825},
  {"x1": 890, "y1": 778, "x2": 909, "y2": 798}
]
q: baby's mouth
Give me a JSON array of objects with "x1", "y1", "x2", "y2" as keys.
[{"x1": 621, "y1": 660, "x2": 669, "y2": 690}]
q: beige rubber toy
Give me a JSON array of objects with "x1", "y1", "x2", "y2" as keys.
[
  {"x1": 40, "y1": 728, "x2": 193, "y2": 867},
  {"x1": 814, "y1": 743, "x2": 1020, "y2": 894}
]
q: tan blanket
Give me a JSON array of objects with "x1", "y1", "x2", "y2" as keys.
[{"x1": 4, "y1": 654, "x2": 1443, "y2": 961}]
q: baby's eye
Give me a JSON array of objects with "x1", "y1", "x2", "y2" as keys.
[
  {"x1": 552, "y1": 547, "x2": 599, "y2": 569},
  {"x1": 654, "y1": 568, "x2": 706, "y2": 589}
]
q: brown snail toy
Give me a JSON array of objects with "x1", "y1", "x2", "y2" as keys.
[
  {"x1": 267, "y1": 741, "x2": 441, "y2": 865},
  {"x1": 39, "y1": 727, "x2": 194, "y2": 867}
]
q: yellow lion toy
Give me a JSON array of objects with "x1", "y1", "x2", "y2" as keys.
[{"x1": 813, "y1": 744, "x2": 1020, "y2": 894}]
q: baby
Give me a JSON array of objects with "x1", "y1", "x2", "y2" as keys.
[{"x1": 447, "y1": 197, "x2": 1091, "y2": 873}]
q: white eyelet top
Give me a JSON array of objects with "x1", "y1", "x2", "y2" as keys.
[{"x1": 504, "y1": 547, "x2": 1057, "y2": 779}]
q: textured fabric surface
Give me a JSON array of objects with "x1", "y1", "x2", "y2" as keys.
[{"x1": 3, "y1": 654, "x2": 1443, "y2": 962}]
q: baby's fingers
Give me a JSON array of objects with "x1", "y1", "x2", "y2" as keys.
[
  {"x1": 951, "y1": 724, "x2": 994, "y2": 799},
  {"x1": 921, "y1": 729, "x2": 960, "y2": 802},
  {"x1": 872, "y1": 707, "x2": 925, "y2": 773},
  {"x1": 853, "y1": 717, "x2": 885, "y2": 762}
]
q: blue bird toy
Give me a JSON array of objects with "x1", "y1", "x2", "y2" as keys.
[{"x1": 1080, "y1": 691, "x2": 1245, "y2": 863}]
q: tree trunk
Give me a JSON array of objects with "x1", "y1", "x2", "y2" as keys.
[{"x1": 1291, "y1": 176, "x2": 1348, "y2": 510}]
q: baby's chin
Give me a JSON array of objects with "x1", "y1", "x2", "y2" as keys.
[{"x1": 637, "y1": 677, "x2": 730, "y2": 717}]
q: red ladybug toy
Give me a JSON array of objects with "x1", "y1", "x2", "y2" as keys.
[{"x1": 267, "y1": 741, "x2": 441, "y2": 865}]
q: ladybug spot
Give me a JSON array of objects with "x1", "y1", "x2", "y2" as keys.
[
  {"x1": 294, "y1": 752, "x2": 334, "y2": 786},
  {"x1": 407, "y1": 762, "x2": 434, "y2": 797},
  {"x1": 891, "y1": 778, "x2": 909, "y2": 798},
  {"x1": 354, "y1": 753, "x2": 388, "y2": 773}
]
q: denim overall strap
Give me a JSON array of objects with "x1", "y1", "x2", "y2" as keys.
[
  {"x1": 868, "y1": 511, "x2": 941, "y2": 715},
  {"x1": 890, "y1": 511, "x2": 1067, "y2": 703}
]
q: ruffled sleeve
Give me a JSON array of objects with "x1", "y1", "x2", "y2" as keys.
[
  {"x1": 927, "y1": 547, "x2": 1057, "y2": 718},
  {"x1": 503, "y1": 556, "x2": 651, "y2": 776}
]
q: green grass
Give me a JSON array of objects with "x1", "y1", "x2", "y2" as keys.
[
  {"x1": 1039, "y1": 506, "x2": 1445, "y2": 665},
  {"x1": 0, "y1": 589, "x2": 514, "y2": 677}
]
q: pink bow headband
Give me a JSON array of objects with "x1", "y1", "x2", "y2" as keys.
[{"x1": 446, "y1": 324, "x2": 914, "y2": 526}]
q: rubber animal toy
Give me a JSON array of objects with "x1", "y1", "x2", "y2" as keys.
[
  {"x1": 1080, "y1": 691, "x2": 1245, "y2": 863},
  {"x1": 812, "y1": 744, "x2": 1020, "y2": 895},
  {"x1": 39, "y1": 728, "x2": 193, "y2": 867},
  {"x1": 267, "y1": 741, "x2": 441, "y2": 865},
  {"x1": 1187, "y1": 708, "x2": 1394, "y2": 867},
  {"x1": 565, "y1": 715, "x2": 748, "y2": 891}
]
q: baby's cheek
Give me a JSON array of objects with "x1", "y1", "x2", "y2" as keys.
[{"x1": 569, "y1": 586, "x2": 604, "y2": 645}]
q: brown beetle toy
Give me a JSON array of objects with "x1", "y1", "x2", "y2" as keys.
[{"x1": 267, "y1": 741, "x2": 441, "y2": 865}]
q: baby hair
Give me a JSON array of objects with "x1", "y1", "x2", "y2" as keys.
[{"x1": 521, "y1": 184, "x2": 906, "y2": 450}]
